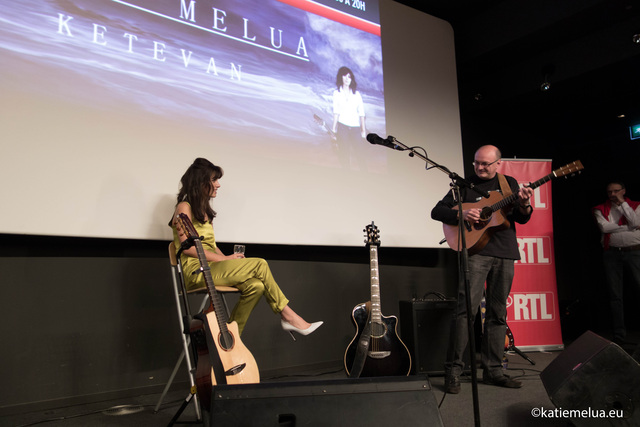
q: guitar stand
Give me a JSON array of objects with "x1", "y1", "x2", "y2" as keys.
[
  {"x1": 504, "y1": 326, "x2": 536, "y2": 366},
  {"x1": 168, "y1": 386, "x2": 200, "y2": 426},
  {"x1": 506, "y1": 345, "x2": 536, "y2": 365}
]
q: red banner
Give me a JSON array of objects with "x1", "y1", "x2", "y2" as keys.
[
  {"x1": 498, "y1": 160, "x2": 564, "y2": 351},
  {"x1": 276, "y1": 0, "x2": 381, "y2": 36}
]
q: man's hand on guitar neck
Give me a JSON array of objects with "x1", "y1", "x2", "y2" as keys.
[{"x1": 517, "y1": 186, "x2": 534, "y2": 211}]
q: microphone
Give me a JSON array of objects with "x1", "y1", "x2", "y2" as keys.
[
  {"x1": 449, "y1": 172, "x2": 490, "y2": 199},
  {"x1": 468, "y1": 182, "x2": 490, "y2": 199},
  {"x1": 366, "y1": 133, "x2": 404, "y2": 151}
]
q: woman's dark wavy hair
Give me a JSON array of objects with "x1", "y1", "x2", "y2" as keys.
[
  {"x1": 171, "y1": 158, "x2": 223, "y2": 224},
  {"x1": 335, "y1": 66, "x2": 357, "y2": 94}
]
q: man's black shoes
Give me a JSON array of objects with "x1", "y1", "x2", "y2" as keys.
[
  {"x1": 444, "y1": 374, "x2": 461, "y2": 394},
  {"x1": 483, "y1": 373, "x2": 522, "y2": 388},
  {"x1": 445, "y1": 372, "x2": 522, "y2": 393}
]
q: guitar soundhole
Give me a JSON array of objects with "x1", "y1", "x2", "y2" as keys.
[
  {"x1": 218, "y1": 330, "x2": 235, "y2": 351},
  {"x1": 371, "y1": 321, "x2": 387, "y2": 338},
  {"x1": 479, "y1": 207, "x2": 493, "y2": 222}
]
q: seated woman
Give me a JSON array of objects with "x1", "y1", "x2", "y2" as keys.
[{"x1": 170, "y1": 158, "x2": 322, "y2": 338}]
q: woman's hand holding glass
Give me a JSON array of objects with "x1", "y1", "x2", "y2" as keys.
[{"x1": 233, "y1": 244, "x2": 246, "y2": 259}]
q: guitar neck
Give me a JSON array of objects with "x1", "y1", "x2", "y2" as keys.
[
  {"x1": 176, "y1": 212, "x2": 234, "y2": 347},
  {"x1": 369, "y1": 245, "x2": 382, "y2": 323},
  {"x1": 193, "y1": 240, "x2": 230, "y2": 332},
  {"x1": 488, "y1": 172, "x2": 554, "y2": 213}
]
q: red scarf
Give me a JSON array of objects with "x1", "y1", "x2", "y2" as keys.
[{"x1": 593, "y1": 198, "x2": 640, "y2": 249}]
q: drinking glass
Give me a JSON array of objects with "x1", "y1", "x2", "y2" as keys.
[{"x1": 233, "y1": 244, "x2": 246, "y2": 257}]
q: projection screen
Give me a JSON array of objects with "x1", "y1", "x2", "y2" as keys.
[{"x1": 0, "y1": 0, "x2": 462, "y2": 247}]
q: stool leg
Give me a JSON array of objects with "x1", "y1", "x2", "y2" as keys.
[
  {"x1": 154, "y1": 291, "x2": 209, "y2": 419},
  {"x1": 153, "y1": 349, "x2": 187, "y2": 414}
]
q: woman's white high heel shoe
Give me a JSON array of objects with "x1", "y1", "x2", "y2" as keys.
[{"x1": 281, "y1": 319, "x2": 323, "y2": 341}]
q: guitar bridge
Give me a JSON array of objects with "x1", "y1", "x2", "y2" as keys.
[
  {"x1": 225, "y1": 363, "x2": 246, "y2": 376},
  {"x1": 368, "y1": 351, "x2": 391, "y2": 359}
]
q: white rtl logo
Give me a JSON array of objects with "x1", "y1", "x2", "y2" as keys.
[
  {"x1": 516, "y1": 237, "x2": 550, "y2": 264},
  {"x1": 533, "y1": 186, "x2": 547, "y2": 209},
  {"x1": 508, "y1": 293, "x2": 554, "y2": 320}
]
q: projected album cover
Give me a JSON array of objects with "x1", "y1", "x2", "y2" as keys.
[{"x1": 1, "y1": 0, "x2": 386, "y2": 170}]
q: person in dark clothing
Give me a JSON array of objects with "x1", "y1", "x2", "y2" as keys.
[{"x1": 431, "y1": 145, "x2": 534, "y2": 394}]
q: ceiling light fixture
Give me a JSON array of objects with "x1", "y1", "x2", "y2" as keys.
[
  {"x1": 633, "y1": 34, "x2": 640, "y2": 44},
  {"x1": 539, "y1": 64, "x2": 555, "y2": 92},
  {"x1": 540, "y1": 74, "x2": 551, "y2": 92}
]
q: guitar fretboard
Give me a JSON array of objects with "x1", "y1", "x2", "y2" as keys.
[
  {"x1": 489, "y1": 160, "x2": 583, "y2": 213},
  {"x1": 370, "y1": 246, "x2": 382, "y2": 324},
  {"x1": 177, "y1": 213, "x2": 233, "y2": 349},
  {"x1": 194, "y1": 240, "x2": 230, "y2": 330}
]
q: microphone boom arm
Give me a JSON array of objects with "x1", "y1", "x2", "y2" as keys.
[{"x1": 389, "y1": 137, "x2": 488, "y2": 199}]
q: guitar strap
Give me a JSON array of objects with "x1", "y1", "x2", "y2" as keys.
[
  {"x1": 348, "y1": 312, "x2": 372, "y2": 378},
  {"x1": 497, "y1": 173, "x2": 512, "y2": 199},
  {"x1": 194, "y1": 312, "x2": 228, "y2": 385}
]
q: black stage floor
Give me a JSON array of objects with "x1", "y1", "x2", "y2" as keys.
[{"x1": 4, "y1": 339, "x2": 639, "y2": 427}]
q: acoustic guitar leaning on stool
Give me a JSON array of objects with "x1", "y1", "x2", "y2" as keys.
[{"x1": 176, "y1": 213, "x2": 259, "y2": 412}]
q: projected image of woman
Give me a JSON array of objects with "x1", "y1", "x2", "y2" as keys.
[
  {"x1": 331, "y1": 66, "x2": 367, "y2": 168},
  {"x1": 170, "y1": 158, "x2": 323, "y2": 337}
]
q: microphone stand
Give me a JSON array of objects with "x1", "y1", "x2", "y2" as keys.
[{"x1": 386, "y1": 137, "x2": 482, "y2": 427}]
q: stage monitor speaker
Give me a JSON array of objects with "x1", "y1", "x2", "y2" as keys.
[
  {"x1": 399, "y1": 298, "x2": 456, "y2": 375},
  {"x1": 210, "y1": 374, "x2": 443, "y2": 426},
  {"x1": 540, "y1": 330, "x2": 640, "y2": 426}
]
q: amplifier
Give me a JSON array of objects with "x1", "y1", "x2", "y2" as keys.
[{"x1": 399, "y1": 296, "x2": 456, "y2": 375}]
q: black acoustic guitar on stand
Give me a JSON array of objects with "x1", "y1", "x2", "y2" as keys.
[{"x1": 344, "y1": 222, "x2": 412, "y2": 377}]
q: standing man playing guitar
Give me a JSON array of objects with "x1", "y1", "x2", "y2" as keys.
[{"x1": 431, "y1": 145, "x2": 534, "y2": 394}]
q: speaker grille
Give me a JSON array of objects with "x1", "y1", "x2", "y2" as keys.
[{"x1": 540, "y1": 330, "x2": 640, "y2": 426}]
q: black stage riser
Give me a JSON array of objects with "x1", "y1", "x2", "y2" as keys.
[
  {"x1": 210, "y1": 375, "x2": 443, "y2": 426},
  {"x1": 540, "y1": 330, "x2": 640, "y2": 427}
]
